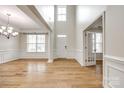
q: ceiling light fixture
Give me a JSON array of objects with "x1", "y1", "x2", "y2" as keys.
[{"x1": 0, "y1": 13, "x2": 19, "y2": 39}]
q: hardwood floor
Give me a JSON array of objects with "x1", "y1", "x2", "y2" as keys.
[{"x1": 0, "y1": 59, "x2": 102, "y2": 88}]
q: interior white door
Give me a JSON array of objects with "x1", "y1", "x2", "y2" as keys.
[
  {"x1": 85, "y1": 31, "x2": 96, "y2": 66},
  {"x1": 56, "y1": 35, "x2": 67, "y2": 58}
]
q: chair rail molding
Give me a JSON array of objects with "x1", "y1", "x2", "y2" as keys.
[{"x1": 104, "y1": 55, "x2": 124, "y2": 64}]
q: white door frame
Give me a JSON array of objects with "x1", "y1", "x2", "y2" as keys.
[
  {"x1": 83, "y1": 12, "x2": 106, "y2": 67},
  {"x1": 102, "y1": 12, "x2": 106, "y2": 87}
]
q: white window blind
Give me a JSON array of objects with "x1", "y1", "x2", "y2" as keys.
[{"x1": 27, "y1": 34, "x2": 46, "y2": 52}]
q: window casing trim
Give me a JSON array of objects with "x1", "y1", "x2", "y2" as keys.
[{"x1": 26, "y1": 34, "x2": 46, "y2": 53}]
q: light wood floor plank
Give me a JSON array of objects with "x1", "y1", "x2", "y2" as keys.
[{"x1": 0, "y1": 59, "x2": 102, "y2": 88}]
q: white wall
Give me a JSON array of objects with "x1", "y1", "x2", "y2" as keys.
[
  {"x1": 35, "y1": 5, "x2": 55, "y2": 31},
  {"x1": 35, "y1": 5, "x2": 55, "y2": 62},
  {"x1": 104, "y1": 6, "x2": 124, "y2": 88},
  {"x1": 54, "y1": 5, "x2": 76, "y2": 59},
  {"x1": 105, "y1": 6, "x2": 124, "y2": 57},
  {"x1": 0, "y1": 35, "x2": 20, "y2": 63},
  {"x1": 75, "y1": 5, "x2": 106, "y2": 66},
  {"x1": 19, "y1": 33, "x2": 48, "y2": 59}
]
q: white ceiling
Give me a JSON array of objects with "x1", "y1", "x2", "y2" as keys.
[
  {"x1": 0, "y1": 5, "x2": 42, "y2": 31},
  {"x1": 76, "y1": 5, "x2": 107, "y2": 31}
]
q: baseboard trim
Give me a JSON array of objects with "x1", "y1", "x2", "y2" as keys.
[
  {"x1": 3, "y1": 57, "x2": 20, "y2": 64},
  {"x1": 20, "y1": 58, "x2": 48, "y2": 60},
  {"x1": 48, "y1": 59, "x2": 53, "y2": 63},
  {"x1": 1, "y1": 57, "x2": 83, "y2": 67}
]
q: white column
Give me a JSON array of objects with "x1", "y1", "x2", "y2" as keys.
[{"x1": 48, "y1": 31, "x2": 54, "y2": 63}]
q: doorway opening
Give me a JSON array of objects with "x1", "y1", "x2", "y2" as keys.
[{"x1": 83, "y1": 16, "x2": 103, "y2": 66}]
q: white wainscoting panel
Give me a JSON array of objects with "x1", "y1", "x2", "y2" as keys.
[
  {"x1": 104, "y1": 55, "x2": 124, "y2": 88},
  {"x1": 75, "y1": 49, "x2": 84, "y2": 66},
  {"x1": 53, "y1": 49, "x2": 84, "y2": 66},
  {"x1": 0, "y1": 51, "x2": 4, "y2": 64},
  {"x1": 20, "y1": 50, "x2": 48, "y2": 59},
  {"x1": 53, "y1": 49, "x2": 76, "y2": 59},
  {"x1": 0, "y1": 50, "x2": 20, "y2": 64}
]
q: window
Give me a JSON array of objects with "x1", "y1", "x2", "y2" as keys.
[
  {"x1": 57, "y1": 34, "x2": 67, "y2": 38},
  {"x1": 57, "y1": 6, "x2": 66, "y2": 21},
  {"x1": 27, "y1": 34, "x2": 45, "y2": 52},
  {"x1": 92, "y1": 33, "x2": 102, "y2": 53}
]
